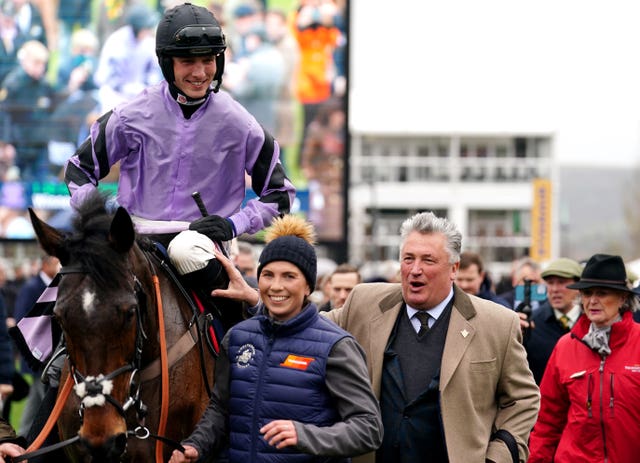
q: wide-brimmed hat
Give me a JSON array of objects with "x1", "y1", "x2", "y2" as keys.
[{"x1": 566, "y1": 254, "x2": 634, "y2": 293}]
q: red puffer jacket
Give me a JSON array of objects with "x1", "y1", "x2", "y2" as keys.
[{"x1": 529, "y1": 311, "x2": 640, "y2": 462}]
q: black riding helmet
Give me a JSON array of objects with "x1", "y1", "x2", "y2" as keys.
[{"x1": 155, "y1": 2, "x2": 226, "y2": 93}]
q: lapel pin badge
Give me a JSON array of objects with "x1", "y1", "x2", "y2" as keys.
[{"x1": 461, "y1": 329, "x2": 469, "y2": 338}]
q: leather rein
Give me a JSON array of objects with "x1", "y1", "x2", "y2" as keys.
[{"x1": 12, "y1": 249, "x2": 209, "y2": 462}]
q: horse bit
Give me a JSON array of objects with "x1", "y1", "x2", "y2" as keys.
[{"x1": 9, "y1": 264, "x2": 185, "y2": 462}]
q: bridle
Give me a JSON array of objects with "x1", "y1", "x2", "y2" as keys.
[
  {"x1": 12, "y1": 254, "x2": 193, "y2": 463},
  {"x1": 58, "y1": 264, "x2": 151, "y2": 426}
]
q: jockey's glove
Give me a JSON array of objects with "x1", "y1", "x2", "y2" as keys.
[{"x1": 189, "y1": 215, "x2": 236, "y2": 242}]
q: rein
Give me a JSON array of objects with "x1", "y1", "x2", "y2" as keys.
[
  {"x1": 21, "y1": 254, "x2": 192, "y2": 462},
  {"x1": 150, "y1": 270, "x2": 170, "y2": 463}
]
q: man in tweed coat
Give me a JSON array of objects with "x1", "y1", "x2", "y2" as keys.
[{"x1": 325, "y1": 212, "x2": 539, "y2": 463}]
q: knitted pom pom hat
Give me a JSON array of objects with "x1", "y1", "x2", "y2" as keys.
[{"x1": 257, "y1": 215, "x2": 317, "y2": 291}]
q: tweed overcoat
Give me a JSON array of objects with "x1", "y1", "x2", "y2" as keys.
[{"x1": 325, "y1": 283, "x2": 539, "y2": 463}]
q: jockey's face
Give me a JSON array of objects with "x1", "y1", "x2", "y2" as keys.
[{"x1": 172, "y1": 55, "x2": 217, "y2": 99}]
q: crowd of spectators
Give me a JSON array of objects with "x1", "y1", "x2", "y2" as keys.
[{"x1": 0, "y1": 0, "x2": 348, "y2": 240}]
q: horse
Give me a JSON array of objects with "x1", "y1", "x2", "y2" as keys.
[{"x1": 28, "y1": 192, "x2": 217, "y2": 462}]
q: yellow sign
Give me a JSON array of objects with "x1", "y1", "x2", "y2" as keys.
[{"x1": 530, "y1": 178, "x2": 552, "y2": 262}]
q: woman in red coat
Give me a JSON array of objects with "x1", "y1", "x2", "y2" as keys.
[{"x1": 529, "y1": 254, "x2": 640, "y2": 463}]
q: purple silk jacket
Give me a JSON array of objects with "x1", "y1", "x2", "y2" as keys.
[{"x1": 65, "y1": 81, "x2": 295, "y2": 235}]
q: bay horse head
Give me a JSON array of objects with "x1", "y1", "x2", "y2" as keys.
[{"x1": 30, "y1": 192, "x2": 214, "y2": 462}]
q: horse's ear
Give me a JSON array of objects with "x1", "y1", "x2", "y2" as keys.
[
  {"x1": 109, "y1": 207, "x2": 135, "y2": 253},
  {"x1": 28, "y1": 208, "x2": 68, "y2": 262}
]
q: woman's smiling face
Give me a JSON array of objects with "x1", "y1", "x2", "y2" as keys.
[{"x1": 259, "y1": 261, "x2": 310, "y2": 322}]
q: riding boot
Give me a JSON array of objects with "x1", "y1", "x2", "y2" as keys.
[{"x1": 182, "y1": 258, "x2": 245, "y2": 333}]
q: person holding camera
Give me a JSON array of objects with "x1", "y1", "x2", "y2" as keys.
[{"x1": 498, "y1": 257, "x2": 542, "y2": 310}]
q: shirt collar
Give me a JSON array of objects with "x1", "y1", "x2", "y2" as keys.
[
  {"x1": 406, "y1": 287, "x2": 454, "y2": 321},
  {"x1": 553, "y1": 304, "x2": 582, "y2": 326}
]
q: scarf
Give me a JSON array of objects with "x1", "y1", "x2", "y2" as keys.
[{"x1": 581, "y1": 315, "x2": 621, "y2": 356}]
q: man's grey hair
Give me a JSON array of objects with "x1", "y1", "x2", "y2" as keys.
[{"x1": 399, "y1": 212, "x2": 462, "y2": 264}]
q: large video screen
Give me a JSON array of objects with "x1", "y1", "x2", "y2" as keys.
[{"x1": 0, "y1": 0, "x2": 347, "y2": 242}]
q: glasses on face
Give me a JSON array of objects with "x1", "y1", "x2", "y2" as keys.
[{"x1": 174, "y1": 25, "x2": 224, "y2": 47}]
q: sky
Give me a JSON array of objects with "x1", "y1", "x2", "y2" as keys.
[{"x1": 349, "y1": 0, "x2": 640, "y2": 167}]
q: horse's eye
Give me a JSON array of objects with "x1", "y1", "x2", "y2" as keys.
[{"x1": 126, "y1": 305, "x2": 138, "y2": 319}]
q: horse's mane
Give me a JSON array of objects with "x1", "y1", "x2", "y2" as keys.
[{"x1": 64, "y1": 191, "x2": 136, "y2": 288}]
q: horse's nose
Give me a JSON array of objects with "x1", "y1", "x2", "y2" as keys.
[{"x1": 79, "y1": 432, "x2": 128, "y2": 462}]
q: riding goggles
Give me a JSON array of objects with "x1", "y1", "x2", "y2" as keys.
[{"x1": 174, "y1": 25, "x2": 225, "y2": 48}]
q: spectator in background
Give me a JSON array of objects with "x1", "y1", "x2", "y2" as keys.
[
  {"x1": 1, "y1": 260, "x2": 27, "y2": 327},
  {"x1": 310, "y1": 271, "x2": 332, "y2": 308},
  {"x1": 498, "y1": 256, "x2": 542, "y2": 310},
  {"x1": 523, "y1": 257, "x2": 582, "y2": 384},
  {"x1": 48, "y1": 28, "x2": 100, "y2": 178},
  {"x1": 0, "y1": 257, "x2": 29, "y2": 422},
  {"x1": 53, "y1": 0, "x2": 94, "y2": 64},
  {"x1": 300, "y1": 96, "x2": 345, "y2": 239},
  {"x1": 233, "y1": 240, "x2": 258, "y2": 287},
  {"x1": 529, "y1": 254, "x2": 640, "y2": 463},
  {"x1": 264, "y1": 8, "x2": 299, "y2": 170},
  {"x1": 293, "y1": 0, "x2": 340, "y2": 167},
  {"x1": 0, "y1": 183, "x2": 33, "y2": 239},
  {"x1": 0, "y1": 39, "x2": 56, "y2": 181},
  {"x1": 206, "y1": 2, "x2": 226, "y2": 27},
  {"x1": 330, "y1": 0, "x2": 346, "y2": 96},
  {"x1": 319, "y1": 263, "x2": 361, "y2": 312},
  {"x1": 0, "y1": 142, "x2": 18, "y2": 182},
  {"x1": 5, "y1": 0, "x2": 46, "y2": 46},
  {"x1": 0, "y1": 288, "x2": 14, "y2": 423},
  {"x1": 0, "y1": 262, "x2": 10, "y2": 325},
  {"x1": 228, "y1": 3, "x2": 262, "y2": 61},
  {"x1": 95, "y1": 0, "x2": 140, "y2": 44},
  {"x1": 224, "y1": 22, "x2": 285, "y2": 136},
  {"x1": 55, "y1": 27, "x2": 98, "y2": 91},
  {"x1": 93, "y1": 3, "x2": 162, "y2": 111},
  {"x1": 455, "y1": 251, "x2": 510, "y2": 308},
  {"x1": 0, "y1": 3, "x2": 25, "y2": 83},
  {"x1": 13, "y1": 255, "x2": 60, "y2": 437}
]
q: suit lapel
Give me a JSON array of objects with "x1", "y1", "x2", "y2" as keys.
[
  {"x1": 440, "y1": 287, "x2": 477, "y2": 391},
  {"x1": 368, "y1": 289, "x2": 404, "y2": 398}
]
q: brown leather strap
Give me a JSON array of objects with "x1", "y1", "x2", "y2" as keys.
[
  {"x1": 153, "y1": 274, "x2": 169, "y2": 463},
  {"x1": 26, "y1": 373, "x2": 73, "y2": 452},
  {"x1": 139, "y1": 326, "x2": 197, "y2": 383}
]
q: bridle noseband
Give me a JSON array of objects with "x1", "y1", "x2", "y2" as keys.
[{"x1": 58, "y1": 265, "x2": 149, "y2": 425}]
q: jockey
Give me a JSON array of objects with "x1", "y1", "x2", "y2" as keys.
[{"x1": 64, "y1": 3, "x2": 296, "y2": 330}]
